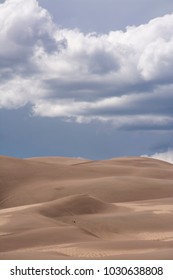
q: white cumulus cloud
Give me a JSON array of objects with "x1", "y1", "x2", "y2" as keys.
[
  {"x1": 142, "y1": 150, "x2": 173, "y2": 164},
  {"x1": 0, "y1": 0, "x2": 173, "y2": 130}
]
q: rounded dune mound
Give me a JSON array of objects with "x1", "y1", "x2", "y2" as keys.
[
  {"x1": 26, "y1": 157, "x2": 89, "y2": 165},
  {"x1": 40, "y1": 194, "x2": 114, "y2": 218},
  {"x1": 102, "y1": 156, "x2": 173, "y2": 168}
]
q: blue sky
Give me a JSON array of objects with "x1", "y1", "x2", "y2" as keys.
[{"x1": 0, "y1": 0, "x2": 173, "y2": 161}]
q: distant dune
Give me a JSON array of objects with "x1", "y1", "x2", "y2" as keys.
[{"x1": 0, "y1": 156, "x2": 173, "y2": 259}]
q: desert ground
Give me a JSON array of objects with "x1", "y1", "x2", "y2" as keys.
[{"x1": 0, "y1": 155, "x2": 173, "y2": 260}]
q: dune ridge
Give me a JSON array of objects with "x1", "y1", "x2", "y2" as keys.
[{"x1": 0, "y1": 155, "x2": 173, "y2": 259}]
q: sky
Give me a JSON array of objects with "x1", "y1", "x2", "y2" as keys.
[{"x1": 0, "y1": 0, "x2": 173, "y2": 161}]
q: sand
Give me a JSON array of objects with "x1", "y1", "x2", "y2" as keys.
[{"x1": 0, "y1": 155, "x2": 173, "y2": 260}]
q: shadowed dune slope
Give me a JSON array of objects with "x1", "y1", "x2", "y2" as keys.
[
  {"x1": 0, "y1": 156, "x2": 173, "y2": 260},
  {"x1": 39, "y1": 194, "x2": 115, "y2": 218}
]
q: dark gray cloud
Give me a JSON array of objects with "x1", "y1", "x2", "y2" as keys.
[
  {"x1": 86, "y1": 88, "x2": 173, "y2": 117},
  {"x1": 1, "y1": 106, "x2": 172, "y2": 160},
  {"x1": 88, "y1": 50, "x2": 120, "y2": 74}
]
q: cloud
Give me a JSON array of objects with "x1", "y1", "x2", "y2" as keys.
[
  {"x1": 0, "y1": 0, "x2": 57, "y2": 63},
  {"x1": 142, "y1": 150, "x2": 173, "y2": 164},
  {"x1": 0, "y1": 0, "x2": 173, "y2": 130}
]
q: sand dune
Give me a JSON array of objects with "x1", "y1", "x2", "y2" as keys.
[
  {"x1": 0, "y1": 155, "x2": 173, "y2": 259},
  {"x1": 40, "y1": 194, "x2": 115, "y2": 217}
]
